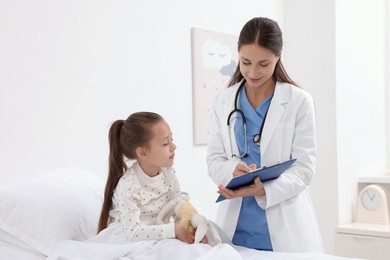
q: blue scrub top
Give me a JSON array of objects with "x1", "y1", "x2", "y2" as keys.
[{"x1": 233, "y1": 86, "x2": 273, "y2": 251}]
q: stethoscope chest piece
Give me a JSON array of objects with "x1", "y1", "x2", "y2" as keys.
[{"x1": 253, "y1": 133, "x2": 261, "y2": 146}]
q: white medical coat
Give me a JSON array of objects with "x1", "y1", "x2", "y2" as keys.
[{"x1": 207, "y1": 81, "x2": 324, "y2": 252}]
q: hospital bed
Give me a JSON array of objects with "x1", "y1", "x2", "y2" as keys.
[{"x1": 0, "y1": 167, "x2": 365, "y2": 260}]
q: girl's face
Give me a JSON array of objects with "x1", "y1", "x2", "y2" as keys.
[
  {"x1": 239, "y1": 43, "x2": 279, "y2": 90},
  {"x1": 140, "y1": 120, "x2": 176, "y2": 176}
]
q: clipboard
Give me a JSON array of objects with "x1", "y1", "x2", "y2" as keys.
[{"x1": 215, "y1": 158, "x2": 296, "y2": 203}]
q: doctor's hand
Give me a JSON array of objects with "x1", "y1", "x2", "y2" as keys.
[
  {"x1": 233, "y1": 162, "x2": 257, "y2": 177},
  {"x1": 218, "y1": 177, "x2": 265, "y2": 199}
]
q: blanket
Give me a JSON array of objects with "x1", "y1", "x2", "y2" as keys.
[{"x1": 47, "y1": 239, "x2": 363, "y2": 260}]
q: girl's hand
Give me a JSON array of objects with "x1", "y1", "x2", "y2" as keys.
[
  {"x1": 233, "y1": 162, "x2": 257, "y2": 177},
  {"x1": 174, "y1": 224, "x2": 195, "y2": 244},
  {"x1": 200, "y1": 235, "x2": 208, "y2": 244},
  {"x1": 218, "y1": 176, "x2": 265, "y2": 199}
]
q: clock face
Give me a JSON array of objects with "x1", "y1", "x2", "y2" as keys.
[{"x1": 360, "y1": 187, "x2": 382, "y2": 211}]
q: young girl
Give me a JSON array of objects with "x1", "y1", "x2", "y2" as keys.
[{"x1": 97, "y1": 111, "x2": 195, "y2": 244}]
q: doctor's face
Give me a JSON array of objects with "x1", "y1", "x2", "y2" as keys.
[{"x1": 239, "y1": 43, "x2": 279, "y2": 90}]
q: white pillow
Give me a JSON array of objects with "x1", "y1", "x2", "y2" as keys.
[{"x1": 0, "y1": 167, "x2": 105, "y2": 256}]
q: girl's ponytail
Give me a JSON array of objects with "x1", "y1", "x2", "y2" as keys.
[{"x1": 97, "y1": 120, "x2": 126, "y2": 233}]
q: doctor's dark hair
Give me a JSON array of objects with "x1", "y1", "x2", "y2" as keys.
[
  {"x1": 97, "y1": 112, "x2": 164, "y2": 233},
  {"x1": 228, "y1": 17, "x2": 297, "y2": 87}
]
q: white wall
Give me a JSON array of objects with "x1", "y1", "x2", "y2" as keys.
[
  {"x1": 0, "y1": 0, "x2": 282, "y2": 222},
  {"x1": 283, "y1": 0, "x2": 388, "y2": 254},
  {"x1": 387, "y1": 0, "x2": 390, "y2": 170},
  {"x1": 336, "y1": 0, "x2": 387, "y2": 221},
  {"x1": 283, "y1": 0, "x2": 338, "y2": 253}
]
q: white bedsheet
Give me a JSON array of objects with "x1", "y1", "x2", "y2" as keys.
[
  {"x1": 0, "y1": 240, "x2": 46, "y2": 260},
  {"x1": 46, "y1": 239, "x2": 365, "y2": 260}
]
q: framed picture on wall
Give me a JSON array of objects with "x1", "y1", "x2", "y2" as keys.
[{"x1": 191, "y1": 27, "x2": 238, "y2": 145}]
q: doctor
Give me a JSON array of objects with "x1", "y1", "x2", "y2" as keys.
[{"x1": 207, "y1": 17, "x2": 324, "y2": 252}]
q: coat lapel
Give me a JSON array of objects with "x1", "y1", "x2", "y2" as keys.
[{"x1": 260, "y1": 82, "x2": 290, "y2": 158}]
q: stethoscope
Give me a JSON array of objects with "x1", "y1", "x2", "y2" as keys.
[{"x1": 227, "y1": 80, "x2": 271, "y2": 158}]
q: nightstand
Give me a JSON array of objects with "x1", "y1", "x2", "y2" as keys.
[
  {"x1": 335, "y1": 222, "x2": 390, "y2": 260},
  {"x1": 335, "y1": 176, "x2": 390, "y2": 260}
]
